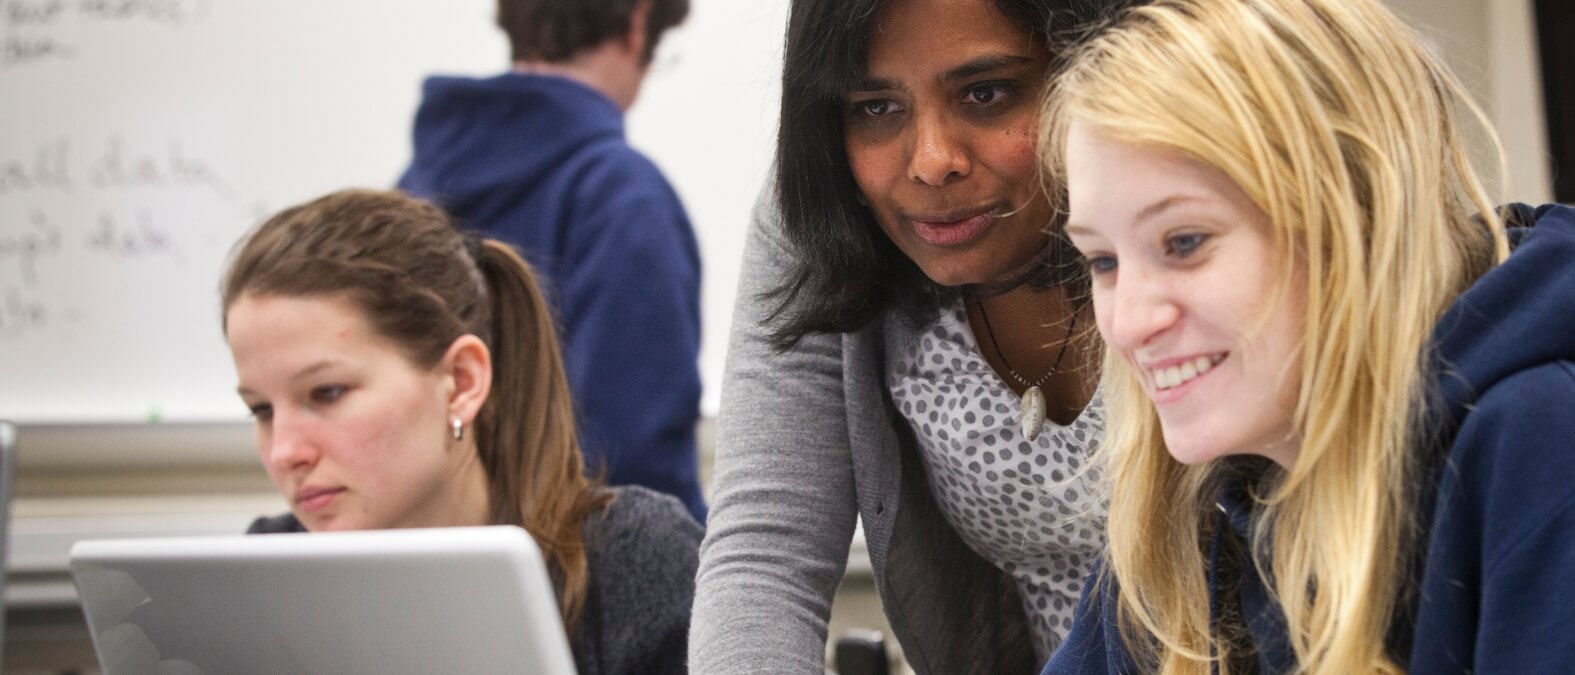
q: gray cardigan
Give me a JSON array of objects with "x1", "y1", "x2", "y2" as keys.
[
  {"x1": 250, "y1": 485, "x2": 701, "y2": 675},
  {"x1": 690, "y1": 193, "x2": 1035, "y2": 674}
]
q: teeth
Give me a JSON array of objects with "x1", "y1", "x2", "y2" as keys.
[{"x1": 1152, "y1": 355, "x2": 1221, "y2": 390}]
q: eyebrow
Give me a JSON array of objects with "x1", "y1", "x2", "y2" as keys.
[
  {"x1": 848, "y1": 53, "x2": 1036, "y2": 94},
  {"x1": 1134, "y1": 194, "x2": 1206, "y2": 224},
  {"x1": 235, "y1": 360, "x2": 341, "y2": 397},
  {"x1": 1064, "y1": 194, "x2": 1208, "y2": 238},
  {"x1": 939, "y1": 54, "x2": 1034, "y2": 86}
]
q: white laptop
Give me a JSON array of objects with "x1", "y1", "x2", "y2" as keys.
[{"x1": 69, "y1": 525, "x2": 578, "y2": 675}]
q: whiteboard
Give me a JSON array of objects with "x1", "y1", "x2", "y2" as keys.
[{"x1": 0, "y1": 0, "x2": 784, "y2": 424}]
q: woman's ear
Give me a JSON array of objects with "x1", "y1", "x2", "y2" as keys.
[{"x1": 441, "y1": 334, "x2": 492, "y2": 427}]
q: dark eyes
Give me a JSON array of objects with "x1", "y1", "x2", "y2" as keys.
[
  {"x1": 848, "y1": 82, "x2": 1014, "y2": 120},
  {"x1": 853, "y1": 98, "x2": 901, "y2": 118},
  {"x1": 244, "y1": 385, "x2": 346, "y2": 421},
  {"x1": 311, "y1": 385, "x2": 347, "y2": 404},
  {"x1": 964, "y1": 84, "x2": 1009, "y2": 105}
]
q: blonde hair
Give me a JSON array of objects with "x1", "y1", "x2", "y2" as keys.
[{"x1": 1040, "y1": 0, "x2": 1510, "y2": 672}]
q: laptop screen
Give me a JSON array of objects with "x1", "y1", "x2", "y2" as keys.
[{"x1": 69, "y1": 525, "x2": 577, "y2": 675}]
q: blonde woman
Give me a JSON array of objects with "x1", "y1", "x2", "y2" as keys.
[{"x1": 1037, "y1": 0, "x2": 1575, "y2": 672}]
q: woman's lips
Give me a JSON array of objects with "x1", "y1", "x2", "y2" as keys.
[
  {"x1": 910, "y1": 209, "x2": 996, "y2": 247},
  {"x1": 295, "y1": 486, "x2": 345, "y2": 512}
]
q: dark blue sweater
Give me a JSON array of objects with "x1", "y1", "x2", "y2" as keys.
[
  {"x1": 1045, "y1": 204, "x2": 1575, "y2": 673},
  {"x1": 397, "y1": 73, "x2": 705, "y2": 522}
]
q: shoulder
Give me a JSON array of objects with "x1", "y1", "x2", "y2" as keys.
[
  {"x1": 245, "y1": 512, "x2": 305, "y2": 534},
  {"x1": 1441, "y1": 362, "x2": 1575, "y2": 557},
  {"x1": 581, "y1": 487, "x2": 699, "y2": 671},
  {"x1": 572, "y1": 143, "x2": 685, "y2": 214},
  {"x1": 1452, "y1": 361, "x2": 1575, "y2": 464},
  {"x1": 585, "y1": 486, "x2": 703, "y2": 577}
]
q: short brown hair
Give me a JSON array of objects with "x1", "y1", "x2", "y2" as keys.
[
  {"x1": 222, "y1": 189, "x2": 613, "y2": 631},
  {"x1": 498, "y1": 0, "x2": 690, "y2": 64}
]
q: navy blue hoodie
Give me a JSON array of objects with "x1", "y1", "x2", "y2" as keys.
[
  {"x1": 1045, "y1": 204, "x2": 1575, "y2": 673},
  {"x1": 398, "y1": 73, "x2": 706, "y2": 522}
]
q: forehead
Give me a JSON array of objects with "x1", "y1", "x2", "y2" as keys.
[
  {"x1": 865, "y1": 0, "x2": 1038, "y2": 73},
  {"x1": 1064, "y1": 124, "x2": 1257, "y2": 234},
  {"x1": 226, "y1": 293, "x2": 396, "y2": 369}
]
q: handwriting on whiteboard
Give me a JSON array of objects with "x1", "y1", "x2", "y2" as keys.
[
  {"x1": 3, "y1": 0, "x2": 212, "y2": 67},
  {"x1": 0, "y1": 134, "x2": 257, "y2": 340}
]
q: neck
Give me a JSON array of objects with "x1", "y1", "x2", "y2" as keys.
[
  {"x1": 967, "y1": 285, "x2": 1099, "y2": 425},
  {"x1": 514, "y1": 44, "x2": 645, "y2": 111},
  {"x1": 443, "y1": 444, "x2": 494, "y2": 527}
]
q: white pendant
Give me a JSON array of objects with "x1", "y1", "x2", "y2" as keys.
[{"x1": 1021, "y1": 385, "x2": 1047, "y2": 442}]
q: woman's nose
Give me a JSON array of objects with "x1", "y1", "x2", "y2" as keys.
[
  {"x1": 263, "y1": 411, "x2": 319, "y2": 474},
  {"x1": 1103, "y1": 265, "x2": 1180, "y2": 352},
  {"x1": 908, "y1": 112, "x2": 971, "y2": 186}
]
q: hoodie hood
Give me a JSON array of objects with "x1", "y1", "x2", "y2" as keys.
[
  {"x1": 1432, "y1": 203, "x2": 1575, "y2": 427},
  {"x1": 398, "y1": 73, "x2": 624, "y2": 217}
]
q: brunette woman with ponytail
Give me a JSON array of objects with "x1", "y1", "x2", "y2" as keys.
[{"x1": 223, "y1": 188, "x2": 699, "y2": 675}]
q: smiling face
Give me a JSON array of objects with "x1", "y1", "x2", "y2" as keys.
[
  {"x1": 842, "y1": 0, "x2": 1051, "y2": 287},
  {"x1": 1063, "y1": 124, "x2": 1303, "y2": 467},
  {"x1": 226, "y1": 293, "x2": 490, "y2": 531}
]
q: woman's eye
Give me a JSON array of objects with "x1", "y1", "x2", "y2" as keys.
[
  {"x1": 248, "y1": 403, "x2": 273, "y2": 422},
  {"x1": 311, "y1": 385, "x2": 347, "y2": 404},
  {"x1": 964, "y1": 84, "x2": 1009, "y2": 105},
  {"x1": 853, "y1": 99, "x2": 900, "y2": 117},
  {"x1": 1085, "y1": 255, "x2": 1117, "y2": 275},
  {"x1": 1167, "y1": 233, "x2": 1209, "y2": 257}
]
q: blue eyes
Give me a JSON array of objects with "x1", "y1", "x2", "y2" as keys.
[
  {"x1": 1167, "y1": 233, "x2": 1208, "y2": 255},
  {"x1": 1080, "y1": 232, "x2": 1211, "y2": 276}
]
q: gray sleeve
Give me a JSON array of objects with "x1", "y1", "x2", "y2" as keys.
[{"x1": 689, "y1": 188, "x2": 860, "y2": 673}]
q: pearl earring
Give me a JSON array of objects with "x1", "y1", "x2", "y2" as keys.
[{"x1": 450, "y1": 417, "x2": 464, "y2": 441}]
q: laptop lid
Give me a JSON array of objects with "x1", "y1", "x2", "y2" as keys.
[
  {"x1": 0, "y1": 421, "x2": 14, "y2": 674},
  {"x1": 69, "y1": 525, "x2": 578, "y2": 675}
]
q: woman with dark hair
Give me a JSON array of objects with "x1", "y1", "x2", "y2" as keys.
[
  {"x1": 690, "y1": 1, "x2": 1133, "y2": 672},
  {"x1": 223, "y1": 189, "x2": 701, "y2": 675}
]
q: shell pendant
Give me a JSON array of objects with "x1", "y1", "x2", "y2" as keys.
[{"x1": 1021, "y1": 385, "x2": 1047, "y2": 441}]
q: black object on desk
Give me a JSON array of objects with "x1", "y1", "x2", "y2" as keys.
[{"x1": 833, "y1": 628, "x2": 891, "y2": 675}]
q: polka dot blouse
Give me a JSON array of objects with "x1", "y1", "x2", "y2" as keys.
[{"x1": 886, "y1": 302, "x2": 1108, "y2": 659}]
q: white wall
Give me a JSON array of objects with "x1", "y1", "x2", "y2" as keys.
[{"x1": 1387, "y1": 0, "x2": 1553, "y2": 202}]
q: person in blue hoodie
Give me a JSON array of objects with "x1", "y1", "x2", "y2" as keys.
[
  {"x1": 1034, "y1": 0, "x2": 1575, "y2": 672},
  {"x1": 397, "y1": 0, "x2": 706, "y2": 523}
]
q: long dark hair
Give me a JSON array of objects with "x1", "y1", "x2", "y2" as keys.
[
  {"x1": 221, "y1": 189, "x2": 613, "y2": 632},
  {"x1": 768, "y1": 0, "x2": 1133, "y2": 348}
]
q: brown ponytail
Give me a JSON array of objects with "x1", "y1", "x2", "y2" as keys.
[{"x1": 471, "y1": 239, "x2": 614, "y2": 629}]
